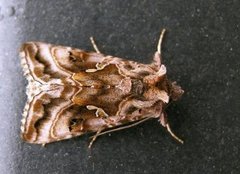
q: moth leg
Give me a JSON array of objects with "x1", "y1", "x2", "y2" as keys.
[
  {"x1": 90, "y1": 37, "x2": 101, "y2": 53},
  {"x1": 88, "y1": 129, "x2": 102, "y2": 148},
  {"x1": 160, "y1": 113, "x2": 184, "y2": 144},
  {"x1": 166, "y1": 123, "x2": 184, "y2": 144},
  {"x1": 153, "y1": 29, "x2": 166, "y2": 67},
  {"x1": 86, "y1": 105, "x2": 109, "y2": 118},
  {"x1": 89, "y1": 117, "x2": 151, "y2": 139}
]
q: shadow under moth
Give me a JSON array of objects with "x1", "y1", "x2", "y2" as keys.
[{"x1": 20, "y1": 29, "x2": 184, "y2": 148}]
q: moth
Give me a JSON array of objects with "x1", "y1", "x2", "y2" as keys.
[{"x1": 20, "y1": 29, "x2": 184, "y2": 147}]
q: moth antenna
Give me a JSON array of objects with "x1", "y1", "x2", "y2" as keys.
[
  {"x1": 88, "y1": 117, "x2": 152, "y2": 147},
  {"x1": 157, "y1": 28, "x2": 166, "y2": 54},
  {"x1": 166, "y1": 123, "x2": 184, "y2": 144},
  {"x1": 153, "y1": 29, "x2": 166, "y2": 67},
  {"x1": 90, "y1": 37, "x2": 101, "y2": 53}
]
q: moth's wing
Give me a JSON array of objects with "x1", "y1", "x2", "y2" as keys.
[
  {"x1": 21, "y1": 86, "x2": 69, "y2": 143},
  {"x1": 20, "y1": 42, "x2": 158, "y2": 83},
  {"x1": 20, "y1": 42, "x2": 110, "y2": 85},
  {"x1": 19, "y1": 42, "x2": 159, "y2": 144},
  {"x1": 19, "y1": 42, "x2": 108, "y2": 144}
]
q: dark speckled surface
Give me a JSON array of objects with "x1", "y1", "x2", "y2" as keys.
[{"x1": 0, "y1": 0, "x2": 239, "y2": 173}]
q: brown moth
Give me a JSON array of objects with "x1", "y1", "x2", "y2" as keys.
[{"x1": 20, "y1": 29, "x2": 184, "y2": 147}]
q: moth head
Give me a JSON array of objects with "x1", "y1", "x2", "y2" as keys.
[{"x1": 143, "y1": 64, "x2": 183, "y2": 104}]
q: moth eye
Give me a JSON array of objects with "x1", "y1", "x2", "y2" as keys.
[{"x1": 138, "y1": 109, "x2": 142, "y2": 114}]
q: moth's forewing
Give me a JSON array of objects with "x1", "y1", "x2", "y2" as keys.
[
  {"x1": 20, "y1": 43, "x2": 141, "y2": 144},
  {"x1": 20, "y1": 42, "x2": 169, "y2": 145},
  {"x1": 21, "y1": 85, "x2": 82, "y2": 143},
  {"x1": 19, "y1": 42, "x2": 106, "y2": 144}
]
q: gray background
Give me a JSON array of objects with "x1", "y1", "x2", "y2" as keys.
[{"x1": 0, "y1": 0, "x2": 239, "y2": 174}]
